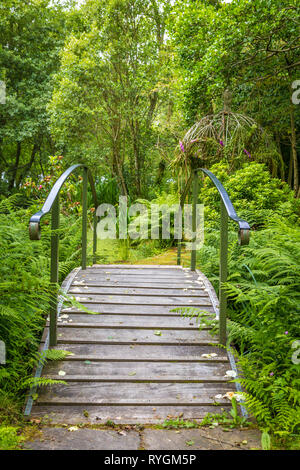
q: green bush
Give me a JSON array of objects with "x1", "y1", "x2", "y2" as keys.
[
  {"x1": 199, "y1": 161, "x2": 300, "y2": 227},
  {"x1": 0, "y1": 426, "x2": 23, "y2": 450}
]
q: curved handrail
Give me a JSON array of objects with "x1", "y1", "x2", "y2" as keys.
[
  {"x1": 29, "y1": 164, "x2": 98, "y2": 240},
  {"x1": 195, "y1": 168, "x2": 250, "y2": 245},
  {"x1": 177, "y1": 167, "x2": 251, "y2": 345},
  {"x1": 28, "y1": 163, "x2": 99, "y2": 347}
]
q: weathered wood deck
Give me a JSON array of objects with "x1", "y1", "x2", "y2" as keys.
[{"x1": 28, "y1": 265, "x2": 238, "y2": 424}]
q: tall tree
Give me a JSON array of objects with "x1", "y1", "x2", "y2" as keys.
[
  {"x1": 0, "y1": 0, "x2": 69, "y2": 192},
  {"x1": 49, "y1": 0, "x2": 171, "y2": 198},
  {"x1": 169, "y1": 0, "x2": 300, "y2": 193}
]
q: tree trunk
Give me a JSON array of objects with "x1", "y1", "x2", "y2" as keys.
[
  {"x1": 16, "y1": 141, "x2": 39, "y2": 187},
  {"x1": 113, "y1": 149, "x2": 127, "y2": 197},
  {"x1": 130, "y1": 118, "x2": 142, "y2": 198},
  {"x1": 275, "y1": 134, "x2": 285, "y2": 181},
  {"x1": 289, "y1": 102, "x2": 299, "y2": 195},
  {"x1": 288, "y1": 149, "x2": 293, "y2": 189},
  {"x1": 8, "y1": 142, "x2": 21, "y2": 191}
]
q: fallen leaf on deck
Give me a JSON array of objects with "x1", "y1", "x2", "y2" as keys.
[{"x1": 68, "y1": 426, "x2": 79, "y2": 432}]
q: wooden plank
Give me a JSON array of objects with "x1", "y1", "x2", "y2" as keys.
[
  {"x1": 69, "y1": 287, "x2": 205, "y2": 296},
  {"x1": 61, "y1": 304, "x2": 215, "y2": 315},
  {"x1": 41, "y1": 327, "x2": 217, "y2": 345},
  {"x1": 29, "y1": 404, "x2": 232, "y2": 424},
  {"x1": 46, "y1": 343, "x2": 227, "y2": 361},
  {"x1": 90, "y1": 265, "x2": 183, "y2": 269},
  {"x1": 67, "y1": 294, "x2": 210, "y2": 306},
  {"x1": 81, "y1": 267, "x2": 192, "y2": 275},
  {"x1": 43, "y1": 376, "x2": 230, "y2": 384},
  {"x1": 35, "y1": 382, "x2": 235, "y2": 405},
  {"x1": 54, "y1": 323, "x2": 208, "y2": 331},
  {"x1": 43, "y1": 360, "x2": 230, "y2": 378},
  {"x1": 75, "y1": 276, "x2": 196, "y2": 283},
  {"x1": 53, "y1": 314, "x2": 211, "y2": 328},
  {"x1": 72, "y1": 281, "x2": 204, "y2": 288},
  {"x1": 76, "y1": 273, "x2": 196, "y2": 280}
]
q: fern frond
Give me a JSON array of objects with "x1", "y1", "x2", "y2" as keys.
[{"x1": 40, "y1": 349, "x2": 73, "y2": 362}]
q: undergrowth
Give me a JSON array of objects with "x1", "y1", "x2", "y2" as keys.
[
  {"x1": 0, "y1": 195, "x2": 83, "y2": 420},
  {"x1": 194, "y1": 217, "x2": 300, "y2": 449}
]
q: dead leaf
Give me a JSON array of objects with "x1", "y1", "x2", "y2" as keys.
[{"x1": 68, "y1": 426, "x2": 79, "y2": 432}]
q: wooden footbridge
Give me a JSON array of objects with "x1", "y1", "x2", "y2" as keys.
[{"x1": 25, "y1": 165, "x2": 250, "y2": 424}]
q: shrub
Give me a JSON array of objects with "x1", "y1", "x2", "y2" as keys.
[
  {"x1": 0, "y1": 426, "x2": 23, "y2": 450},
  {"x1": 199, "y1": 161, "x2": 300, "y2": 227}
]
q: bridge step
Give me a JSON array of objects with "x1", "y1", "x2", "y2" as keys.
[
  {"x1": 48, "y1": 314, "x2": 212, "y2": 328},
  {"x1": 35, "y1": 382, "x2": 234, "y2": 404},
  {"x1": 62, "y1": 304, "x2": 215, "y2": 314},
  {"x1": 43, "y1": 360, "x2": 230, "y2": 378},
  {"x1": 41, "y1": 326, "x2": 217, "y2": 345},
  {"x1": 29, "y1": 405, "x2": 231, "y2": 424},
  {"x1": 45, "y1": 343, "x2": 227, "y2": 361},
  {"x1": 28, "y1": 265, "x2": 237, "y2": 424}
]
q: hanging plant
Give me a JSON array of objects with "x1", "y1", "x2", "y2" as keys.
[{"x1": 173, "y1": 92, "x2": 283, "y2": 176}]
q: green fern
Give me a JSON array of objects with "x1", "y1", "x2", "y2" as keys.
[
  {"x1": 171, "y1": 306, "x2": 218, "y2": 332},
  {"x1": 24, "y1": 377, "x2": 67, "y2": 389},
  {"x1": 39, "y1": 349, "x2": 73, "y2": 362}
]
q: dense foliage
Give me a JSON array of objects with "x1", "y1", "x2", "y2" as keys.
[
  {"x1": 0, "y1": 0, "x2": 299, "y2": 450},
  {"x1": 195, "y1": 163, "x2": 300, "y2": 445},
  {"x1": 0, "y1": 195, "x2": 82, "y2": 397}
]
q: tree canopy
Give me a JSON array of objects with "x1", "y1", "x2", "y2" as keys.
[{"x1": 0, "y1": 0, "x2": 299, "y2": 196}]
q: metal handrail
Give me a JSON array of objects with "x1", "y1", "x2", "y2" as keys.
[
  {"x1": 29, "y1": 164, "x2": 98, "y2": 346},
  {"x1": 198, "y1": 168, "x2": 250, "y2": 240},
  {"x1": 177, "y1": 168, "x2": 251, "y2": 345}
]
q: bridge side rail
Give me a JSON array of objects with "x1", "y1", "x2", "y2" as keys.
[
  {"x1": 29, "y1": 164, "x2": 98, "y2": 346},
  {"x1": 177, "y1": 168, "x2": 251, "y2": 345}
]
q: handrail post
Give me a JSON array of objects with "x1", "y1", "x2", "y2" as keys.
[
  {"x1": 177, "y1": 241, "x2": 182, "y2": 265},
  {"x1": 191, "y1": 170, "x2": 198, "y2": 271},
  {"x1": 93, "y1": 210, "x2": 97, "y2": 265},
  {"x1": 82, "y1": 167, "x2": 88, "y2": 270},
  {"x1": 49, "y1": 195, "x2": 59, "y2": 347},
  {"x1": 219, "y1": 199, "x2": 228, "y2": 345}
]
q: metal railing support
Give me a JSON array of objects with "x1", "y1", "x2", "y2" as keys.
[
  {"x1": 176, "y1": 174, "x2": 193, "y2": 266},
  {"x1": 177, "y1": 241, "x2": 182, "y2": 265},
  {"x1": 81, "y1": 167, "x2": 88, "y2": 270},
  {"x1": 49, "y1": 195, "x2": 59, "y2": 347},
  {"x1": 191, "y1": 170, "x2": 198, "y2": 271},
  {"x1": 219, "y1": 199, "x2": 228, "y2": 345},
  {"x1": 93, "y1": 211, "x2": 97, "y2": 265}
]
